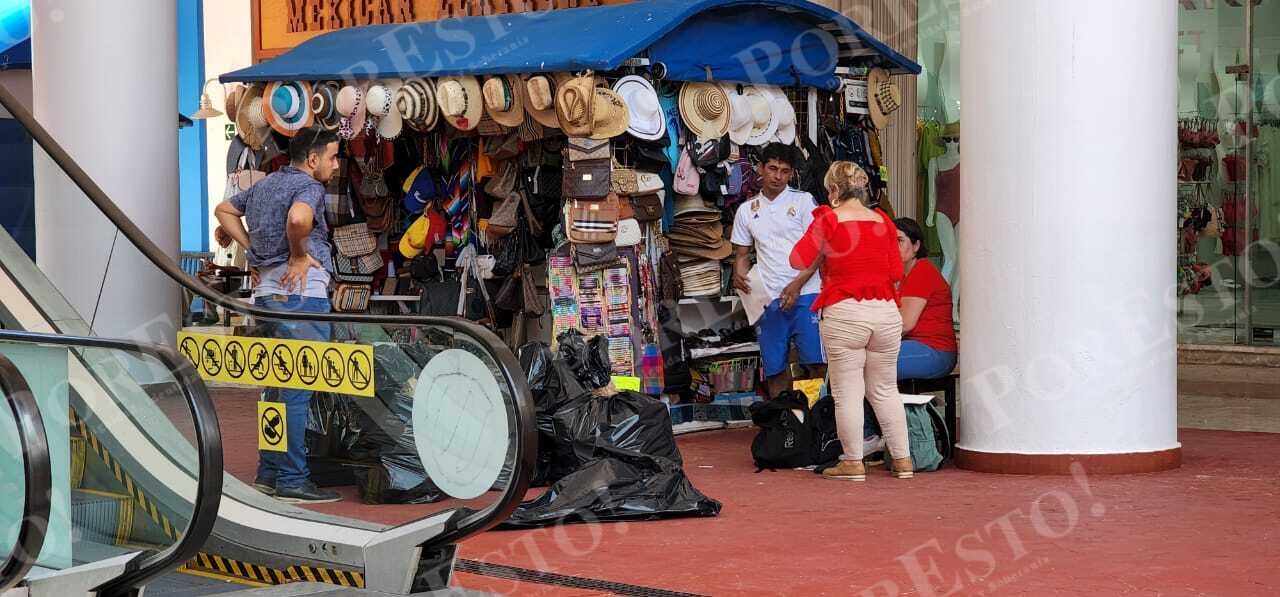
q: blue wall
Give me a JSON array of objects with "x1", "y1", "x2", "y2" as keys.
[{"x1": 178, "y1": 0, "x2": 207, "y2": 252}]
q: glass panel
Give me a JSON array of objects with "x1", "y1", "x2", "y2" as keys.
[
  {"x1": 0, "y1": 378, "x2": 31, "y2": 568},
  {"x1": 0, "y1": 146, "x2": 528, "y2": 556},
  {"x1": 1177, "y1": 2, "x2": 1252, "y2": 345},
  {"x1": 916, "y1": 0, "x2": 961, "y2": 326},
  {"x1": 1248, "y1": 2, "x2": 1280, "y2": 345},
  {"x1": 0, "y1": 341, "x2": 199, "y2": 572}
]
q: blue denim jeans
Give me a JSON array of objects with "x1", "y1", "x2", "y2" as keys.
[
  {"x1": 254, "y1": 295, "x2": 331, "y2": 490},
  {"x1": 897, "y1": 340, "x2": 957, "y2": 381}
]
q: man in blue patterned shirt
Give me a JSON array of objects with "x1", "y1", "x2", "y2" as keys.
[{"x1": 215, "y1": 126, "x2": 342, "y2": 504}]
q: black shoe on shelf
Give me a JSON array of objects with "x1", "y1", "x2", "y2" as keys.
[
  {"x1": 252, "y1": 477, "x2": 276, "y2": 496},
  {"x1": 274, "y1": 482, "x2": 342, "y2": 504}
]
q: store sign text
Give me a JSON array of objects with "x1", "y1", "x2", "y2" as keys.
[{"x1": 288, "y1": 0, "x2": 416, "y2": 33}]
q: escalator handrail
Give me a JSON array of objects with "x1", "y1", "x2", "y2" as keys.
[
  {"x1": 0, "y1": 353, "x2": 51, "y2": 593},
  {"x1": 0, "y1": 330, "x2": 222, "y2": 597},
  {"x1": 0, "y1": 85, "x2": 535, "y2": 553}
]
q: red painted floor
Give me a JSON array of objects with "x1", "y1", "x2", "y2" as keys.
[{"x1": 210, "y1": 388, "x2": 1280, "y2": 595}]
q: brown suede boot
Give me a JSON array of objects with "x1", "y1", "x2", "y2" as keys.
[
  {"x1": 822, "y1": 459, "x2": 866, "y2": 481},
  {"x1": 891, "y1": 457, "x2": 914, "y2": 479}
]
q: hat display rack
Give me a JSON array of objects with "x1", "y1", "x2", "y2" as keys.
[{"x1": 208, "y1": 48, "x2": 905, "y2": 391}]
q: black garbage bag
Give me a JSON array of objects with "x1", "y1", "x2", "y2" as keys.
[
  {"x1": 519, "y1": 342, "x2": 586, "y2": 486},
  {"x1": 501, "y1": 391, "x2": 721, "y2": 528},
  {"x1": 352, "y1": 451, "x2": 446, "y2": 504},
  {"x1": 556, "y1": 329, "x2": 611, "y2": 390}
]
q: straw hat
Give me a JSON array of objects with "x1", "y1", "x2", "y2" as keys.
[
  {"x1": 867, "y1": 68, "x2": 902, "y2": 129},
  {"x1": 744, "y1": 86, "x2": 778, "y2": 146},
  {"x1": 336, "y1": 83, "x2": 368, "y2": 140},
  {"x1": 436, "y1": 75, "x2": 483, "y2": 131},
  {"x1": 482, "y1": 74, "x2": 525, "y2": 128},
  {"x1": 397, "y1": 77, "x2": 438, "y2": 131},
  {"x1": 556, "y1": 73, "x2": 596, "y2": 137},
  {"x1": 236, "y1": 84, "x2": 271, "y2": 151},
  {"x1": 772, "y1": 92, "x2": 797, "y2": 145},
  {"x1": 613, "y1": 75, "x2": 665, "y2": 141},
  {"x1": 673, "y1": 194, "x2": 720, "y2": 217},
  {"x1": 525, "y1": 73, "x2": 566, "y2": 129},
  {"x1": 679, "y1": 82, "x2": 730, "y2": 141},
  {"x1": 589, "y1": 86, "x2": 630, "y2": 140},
  {"x1": 264, "y1": 81, "x2": 314, "y2": 137},
  {"x1": 722, "y1": 84, "x2": 752, "y2": 146},
  {"x1": 311, "y1": 82, "x2": 341, "y2": 131},
  {"x1": 224, "y1": 84, "x2": 246, "y2": 123}
]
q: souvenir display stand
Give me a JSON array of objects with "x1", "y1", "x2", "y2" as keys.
[{"x1": 218, "y1": 0, "x2": 920, "y2": 410}]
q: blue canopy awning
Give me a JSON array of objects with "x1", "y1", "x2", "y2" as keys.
[
  {"x1": 220, "y1": 0, "x2": 919, "y2": 91},
  {"x1": 0, "y1": 38, "x2": 29, "y2": 71}
]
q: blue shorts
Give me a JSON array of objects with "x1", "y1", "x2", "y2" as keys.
[{"x1": 756, "y1": 294, "x2": 825, "y2": 378}]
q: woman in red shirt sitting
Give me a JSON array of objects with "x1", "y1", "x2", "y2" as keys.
[
  {"x1": 790, "y1": 161, "x2": 912, "y2": 482},
  {"x1": 893, "y1": 218, "x2": 958, "y2": 379}
]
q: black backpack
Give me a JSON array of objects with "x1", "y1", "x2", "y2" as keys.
[
  {"x1": 808, "y1": 395, "x2": 843, "y2": 468},
  {"x1": 749, "y1": 392, "x2": 815, "y2": 472}
]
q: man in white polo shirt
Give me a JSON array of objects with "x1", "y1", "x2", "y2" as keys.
[{"x1": 731, "y1": 143, "x2": 825, "y2": 398}]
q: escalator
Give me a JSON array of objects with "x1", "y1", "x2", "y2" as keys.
[
  {"x1": 0, "y1": 83, "x2": 536, "y2": 596},
  {"x1": 1, "y1": 351, "x2": 51, "y2": 593}
]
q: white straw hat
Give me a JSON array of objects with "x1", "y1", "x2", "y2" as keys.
[{"x1": 614, "y1": 75, "x2": 665, "y2": 141}]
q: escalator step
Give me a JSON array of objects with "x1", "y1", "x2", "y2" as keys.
[{"x1": 71, "y1": 488, "x2": 134, "y2": 546}]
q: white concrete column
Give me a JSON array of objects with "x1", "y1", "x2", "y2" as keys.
[
  {"x1": 32, "y1": 1, "x2": 180, "y2": 344},
  {"x1": 957, "y1": 0, "x2": 1181, "y2": 473}
]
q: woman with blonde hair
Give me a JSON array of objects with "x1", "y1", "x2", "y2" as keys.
[{"x1": 789, "y1": 161, "x2": 912, "y2": 481}]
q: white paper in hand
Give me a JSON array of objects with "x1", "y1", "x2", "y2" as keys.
[
  {"x1": 412, "y1": 349, "x2": 509, "y2": 499},
  {"x1": 741, "y1": 266, "x2": 772, "y2": 325}
]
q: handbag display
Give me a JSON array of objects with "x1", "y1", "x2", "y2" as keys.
[
  {"x1": 573, "y1": 241, "x2": 621, "y2": 274},
  {"x1": 563, "y1": 157, "x2": 611, "y2": 199},
  {"x1": 630, "y1": 192, "x2": 664, "y2": 222},
  {"x1": 225, "y1": 147, "x2": 266, "y2": 199},
  {"x1": 674, "y1": 145, "x2": 700, "y2": 195},
  {"x1": 333, "y1": 284, "x2": 372, "y2": 313},
  {"x1": 566, "y1": 195, "x2": 621, "y2": 244},
  {"x1": 331, "y1": 223, "x2": 384, "y2": 284},
  {"x1": 565, "y1": 137, "x2": 611, "y2": 162}
]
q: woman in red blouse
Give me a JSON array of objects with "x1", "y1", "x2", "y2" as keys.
[
  {"x1": 894, "y1": 218, "x2": 958, "y2": 379},
  {"x1": 789, "y1": 162, "x2": 912, "y2": 482}
]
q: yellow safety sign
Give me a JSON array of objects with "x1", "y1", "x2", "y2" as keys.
[
  {"x1": 612, "y1": 376, "x2": 641, "y2": 392},
  {"x1": 258, "y1": 402, "x2": 287, "y2": 452},
  {"x1": 178, "y1": 332, "x2": 375, "y2": 397}
]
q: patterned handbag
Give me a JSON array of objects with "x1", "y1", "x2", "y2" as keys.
[
  {"x1": 333, "y1": 284, "x2": 371, "y2": 313},
  {"x1": 331, "y1": 223, "x2": 384, "y2": 284}
]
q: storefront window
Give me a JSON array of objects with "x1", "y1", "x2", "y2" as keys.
[
  {"x1": 916, "y1": 0, "x2": 960, "y2": 324},
  {"x1": 1178, "y1": 0, "x2": 1280, "y2": 346}
]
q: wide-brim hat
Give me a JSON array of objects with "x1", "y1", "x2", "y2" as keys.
[
  {"x1": 673, "y1": 240, "x2": 733, "y2": 262},
  {"x1": 744, "y1": 86, "x2": 779, "y2": 146},
  {"x1": 311, "y1": 82, "x2": 341, "y2": 131},
  {"x1": 482, "y1": 74, "x2": 526, "y2": 128},
  {"x1": 264, "y1": 81, "x2": 314, "y2": 138},
  {"x1": 614, "y1": 75, "x2": 665, "y2": 141},
  {"x1": 377, "y1": 106, "x2": 404, "y2": 140},
  {"x1": 436, "y1": 75, "x2": 484, "y2": 131},
  {"x1": 525, "y1": 73, "x2": 567, "y2": 129},
  {"x1": 679, "y1": 82, "x2": 730, "y2": 141},
  {"x1": 336, "y1": 83, "x2": 368, "y2": 140},
  {"x1": 366, "y1": 81, "x2": 397, "y2": 118},
  {"x1": 723, "y1": 84, "x2": 752, "y2": 146},
  {"x1": 589, "y1": 86, "x2": 630, "y2": 140},
  {"x1": 867, "y1": 67, "x2": 902, "y2": 130},
  {"x1": 236, "y1": 84, "x2": 271, "y2": 151},
  {"x1": 673, "y1": 194, "x2": 720, "y2": 217},
  {"x1": 224, "y1": 84, "x2": 246, "y2": 123},
  {"x1": 556, "y1": 73, "x2": 596, "y2": 137},
  {"x1": 397, "y1": 77, "x2": 438, "y2": 131},
  {"x1": 772, "y1": 92, "x2": 797, "y2": 145}
]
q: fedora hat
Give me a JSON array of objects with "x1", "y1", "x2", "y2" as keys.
[
  {"x1": 377, "y1": 105, "x2": 403, "y2": 140},
  {"x1": 264, "y1": 81, "x2": 314, "y2": 137},
  {"x1": 744, "y1": 86, "x2": 778, "y2": 146},
  {"x1": 673, "y1": 194, "x2": 720, "y2": 217},
  {"x1": 556, "y1": 73, "x2": 596, "y2": 137},
  {"x1": 613, "y1": 75, "x2": 665, "y2": 141},
  {"x1": 772, "y1": 92, "x2": 797, "y2": 145},
  {"x1": 336, "y1": 83, "x2": 368, "y2": 140},
  {"x1": 311, "y1": 82, "x2": 341, "y2": 131},
  {"x1": 436, "y1": 75, "x2": 483, "y2": 131},
  {"x1": 673, "y1": 240, "x2": 733, "y2": 262},
  {"x1": 397, "y1": 77, "x2": 438, "y2": 131},
  {"x1": 867, "y1": 68, "x2": 902, "y2": 129},
  {"x1": 482, "y1": 74, "x2": 525, "y2": 128},
  {"x1": 589, "y1": 86, "x2": 630, "y2": 140},
  {"x1": 236, "y1": 84, "x2": 271, "y2": 151},
  {"x1": 525, "y1": 73, "x2": 566, "y2": 129},
  {"x1": 224, "y1": 84, "x2": 246, "y2": 123},
  {"x1": 722, "y1": 84, "x2": 753, "y2": 146},
  {"x1": 679, "y1": 82, "x2": 730, "y2": 141}
]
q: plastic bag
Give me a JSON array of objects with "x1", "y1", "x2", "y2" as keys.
[
  {"x1": 555, "y1": 329, "x2": 611, "y2": 390},
  {"x1": 501, "y1": 390, "x2": 721, "y2": 527}
]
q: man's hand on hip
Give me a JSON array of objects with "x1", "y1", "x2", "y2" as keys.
[{"x1": 281, "y1": 254, "x2": 322, "y2": 294}]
